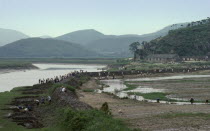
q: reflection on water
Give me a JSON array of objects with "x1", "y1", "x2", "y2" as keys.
[
  {"x1": 125, "y1": 87, "x2": 165, "y2": 93},
  {"x1": 0, "y1": 63, "x2": 105, "y2": 92},
  {"x1": 101, "y1": 79, "x2": 127, "y2": 92}
]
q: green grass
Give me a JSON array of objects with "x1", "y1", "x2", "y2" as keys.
[
  {"x1": 82, "y1": 89, "x2": 95, "y2": 92},
  {"x1": 127, "y1": 92, "x2": 169, "y2": 100},
  {"x1": 0, "y1": 86, "x2": 132, "y2": 131},
  {"x1": 123, "y1": 82, "x2": 138, "y2": 91},
  {"x1": 59, "y1": 108, "x2": 133, "y2": 131},
  {"x1": 158, "y1": 112, "x2": 210, "y2": 119},
  {"x1": 0, "y1": 87, "x2": 53, "y2": 131}
]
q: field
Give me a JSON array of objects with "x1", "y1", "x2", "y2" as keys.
[
  {"x1": 79, "y1": 70, "x2": 210, "y2": 131},
  {"x1": 125, "y1": 76, "x2": 210, "y2": 101}
]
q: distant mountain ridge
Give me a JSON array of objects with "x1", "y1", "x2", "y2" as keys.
[
  {"x1": 56, "y1": 29, "x2": 110, "y2": 45},
  {"x1": 0, "y1": 28, "x2": 29, "y2": 46},
  {"x1": 84, "y1": 23, "x2": 188, "y2": 56},
  {"x1": 0, "y1": 38, "x2": 99, "y2": 58},
  {"x1": 0, "y1": 22, "x2": 190, "y2": 57}
]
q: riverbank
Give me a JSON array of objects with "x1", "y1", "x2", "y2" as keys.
[
  {"x1": 0, "y1": 73, "x2": 134, "y2": 131},
  {"x1": 0, "y1": 61, "x2": 38, "y2": 71},
  {"x1": 2, "y1": 66, "x2": 210, "y2": 130}
]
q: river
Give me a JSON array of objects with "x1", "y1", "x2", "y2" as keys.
[{"x1": 0, "y1": 63, "x2": 106, "y2": 92}]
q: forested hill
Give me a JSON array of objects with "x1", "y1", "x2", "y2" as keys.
[
  {"x1": 146, "y1": 19, "x2": 210, "y2": 56},
  {"x1": 0, "y1": 38, "x2": 100, "y2": 58}
]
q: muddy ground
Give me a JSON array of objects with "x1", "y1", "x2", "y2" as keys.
[
  {"x1": 124, "y1": 70, "x2": 210, "y2": 101},
  {"x1": 79, "y1": 77, "x2": 210, "y2": 131}
]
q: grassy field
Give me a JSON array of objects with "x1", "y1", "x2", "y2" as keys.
[
  {"x1": 123, "y1": 82, "x2": 139, "y2": 91},
  {"x1": 0, "y1": 87, "x2": 47, "y2": 131}
]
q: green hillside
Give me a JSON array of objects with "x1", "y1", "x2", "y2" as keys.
[{"x1": 146, "y1": 19, "x2": 210, "y2": 56}]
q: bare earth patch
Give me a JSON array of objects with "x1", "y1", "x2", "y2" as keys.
[{"x1": 78, "y1": 78, "x2": 210, "y2": 131}]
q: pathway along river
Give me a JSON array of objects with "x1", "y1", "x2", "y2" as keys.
[{"x1": 0, "y1": 63, "x2": 105, "y2": 92}]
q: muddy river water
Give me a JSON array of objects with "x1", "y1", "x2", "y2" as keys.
[{"x1": 0, "y1": 63, "x2": 105, "y2": 92}]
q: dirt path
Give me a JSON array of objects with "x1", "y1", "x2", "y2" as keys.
[{"x1": 79, "y1": 79, "x2": 210, "y2": 131}]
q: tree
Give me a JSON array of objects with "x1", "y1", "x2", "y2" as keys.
[{"x1": 129, "y1": 42, "x2": 140, "y2": 61}]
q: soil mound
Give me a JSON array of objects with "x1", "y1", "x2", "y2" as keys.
[{"x1": 52, "y1": 88, "x2": 92, "y2": 110}]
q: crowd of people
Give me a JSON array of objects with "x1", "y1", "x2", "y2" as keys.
[{"x1": 38, "y1": 70, "x2": 85, "y2": 84}]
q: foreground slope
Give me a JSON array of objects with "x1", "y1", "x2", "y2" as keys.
[{"x1": 0, "y1": 38, "x2": 99, "y2": 58}]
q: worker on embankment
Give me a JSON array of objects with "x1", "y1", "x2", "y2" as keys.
[{"x1": 190, "y1": 97, "x2": 194, "y2": 104}]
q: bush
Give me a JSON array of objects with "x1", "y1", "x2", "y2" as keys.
[{"x1": 60, "y1": 108, "x2": 131, "y2": 131}]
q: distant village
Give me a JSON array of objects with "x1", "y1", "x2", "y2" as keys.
[
  {"x1": 134, "y1": 43, "x2": 210, "y2": 63},
  {"x1": 131, "y1": 18, "x2": 210, "y2": 63},
  {"x1": 136, "y1": 53, "x2": 210, "y2": 63}
]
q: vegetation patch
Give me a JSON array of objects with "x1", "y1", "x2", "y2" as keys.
[
  {"x1": 127, "y1": 92, "x2": 169, "y2": 100},
  {"x1": 60, "y1": 108, "x2": 132, "y2": 131},
  {"x1": 0, "y1": 87, "x2": 44, "y2": 131},
  {"x1": 82, "y1": 89, "x2": 95, "y2": 92},
  {"x1": 123, "y1": 82, "x2": 139, "y2": 91},
  {"x1": 0, "y1": 60, "x2": 37, "y2": 70}
]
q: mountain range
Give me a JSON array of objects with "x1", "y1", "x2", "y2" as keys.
[
  {"x1": 0, "y1": 22, "x2": 189, "y2": 58},
  {"x1": 0, "y1": 38, "x2": 99, "y2": 58}
]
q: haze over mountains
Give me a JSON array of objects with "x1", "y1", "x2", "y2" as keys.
[
  {"x1": 0, "y1": 38, "x2": 99, "y2": 58},
  {"x1": 0, "y1": 22, "x2": 188, "y2": 58},
  {"x1": 0, "y1": 28, "x2": 29, "y2": 46}
]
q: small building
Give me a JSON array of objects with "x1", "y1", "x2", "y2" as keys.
[
  {"x1": 145, "y1": 54, "x2": 180, "y2": 63},
  {"x1": 182, "y1": 56, "x2": 206, "y2": 61}
]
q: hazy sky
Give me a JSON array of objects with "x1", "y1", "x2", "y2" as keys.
[{"x1": 0, "y1": 0, "x2": 210, "y2": 37}]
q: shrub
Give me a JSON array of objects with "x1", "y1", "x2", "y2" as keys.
[{"x1": 60, "y1": 108, "x2": 131, "y2": 131}]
